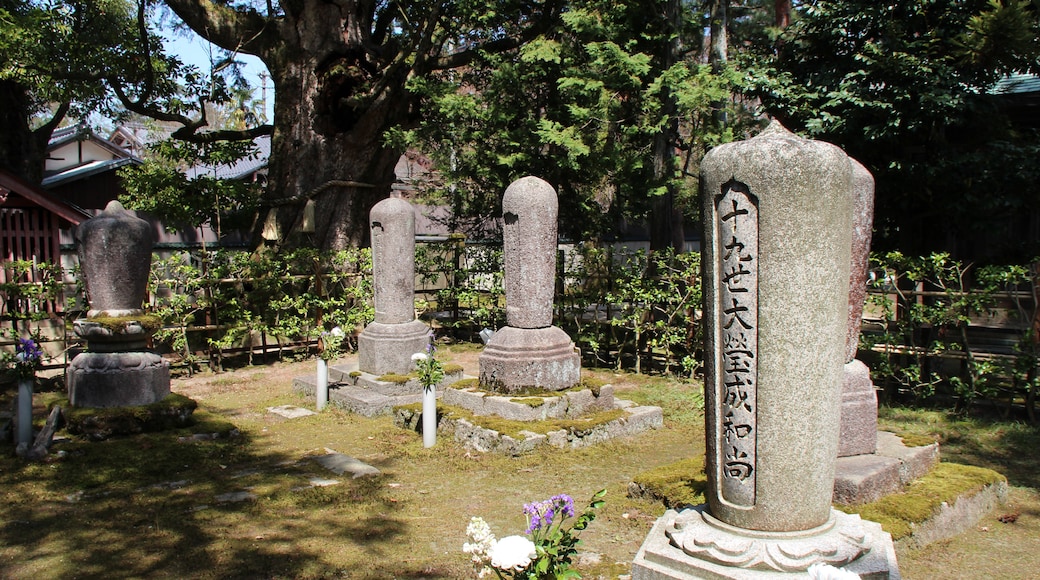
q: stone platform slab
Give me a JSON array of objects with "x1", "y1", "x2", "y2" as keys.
[
  {"x1": 833, "y1": 431, "x2": 940, "y2": 505},
  {"x1": 292, "y1": 362, "x2": 464, "y2": 416},
  {"x1": 894, "y1": 478, "x2": 1007, "y2": 550},
  {"x1": 442, "y1": 383, "x2": 616, "y2": 421},
  {"x1": 395, "y1": 400, "x2": 663, "y2": 455}
]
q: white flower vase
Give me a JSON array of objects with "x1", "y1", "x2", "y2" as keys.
[
  {"x1": 422, "y1": 385, "x2": 437, "y2": 447},
  {"x1": 17, "y1": 378, "x2": 33, "y2": 446},
  {"x1": 316, "y1": 358, "x2": 328, "y2": 411}
]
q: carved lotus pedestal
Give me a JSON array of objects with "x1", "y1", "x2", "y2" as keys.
[
  {"x1": 67, "y1": 317, "x2": 170, "y2": 408},
  {"x1": 632, "y1": 506, "x2": 899, "y2": 579}
]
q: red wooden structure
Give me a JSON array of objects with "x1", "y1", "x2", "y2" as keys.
[{"x1": 1, "y1": 169, "x2": 90, "y2": 322}]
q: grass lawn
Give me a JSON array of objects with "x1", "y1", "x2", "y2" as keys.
[{"x1": 1, "y1": 343, "x2": 1036, "y2": 579}]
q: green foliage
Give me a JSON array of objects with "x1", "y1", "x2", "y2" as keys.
[
  {"x1": 558, "y1": 245, "x2": 701, "y2": 376},
  {"x1": 0, "y1": 0, "x2": 142, "y2": 120},
  {"x1": 416, "y1": 239, "x2": 504, "y2": 333},
  {"x1": 0, "y1": 260, "x2": 70, "y2": 325},
  {"x1": 397, "y1": 0, "x2": 744, "y2": 241},
  {"x1": 119, "y1": 139, "x2": 264, "y2": 234},
  {"x1": 148, "y1": 248, "x2": 372, "y2": 370},
  {"x1": 414, "y1": 333, "x2": 444, "y2": 390},
  {"x1": 748, "y1": 0, "x2": 1040, "y2": 259},
  {"x1": 861, "y1": 251, "x2": 1040, "y2": 415}
]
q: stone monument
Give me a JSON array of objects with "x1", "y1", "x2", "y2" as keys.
[
  {"x1": 478, "y1": 176, "x2": 580, "y2": 393},
  {"x1": 357, "y1": 196, "x2": 429, "y2": 375},
  {"x1": 840, "y1": 159, "x2": 879, "y2": 458},
  {"x1": 631, "y1": 122, "x2": 899, "y2": 578},
  {"x1": 67, "y1": 201, "x2": 171, "y2": 407}
]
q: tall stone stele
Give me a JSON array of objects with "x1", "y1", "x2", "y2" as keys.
[
  {"x1": 68, "y1": 201, "x2": 170, "y2": 407},
  {"x1": 357, "y1": 196, "x2": 429, "y2": 375},
  {"x1": 631, "y1": 122, "x2": 899, "y2": 579},
  {"x1": 840, "y1": 159, "x2": 880, "y2": 458},
  {"x1": 478, "y1": 176, "x2": 580, "y2": 393}
]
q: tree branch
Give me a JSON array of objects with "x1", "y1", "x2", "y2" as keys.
[
  {"x1": 111, "y1": 81, "x2": 272, "y2": 144},
  {"x1": 429, "y1": 2, "x2": 562, "y2": 70},
  {"x1": 162, "y1": 0, "x2": 274, "y2": 57}
]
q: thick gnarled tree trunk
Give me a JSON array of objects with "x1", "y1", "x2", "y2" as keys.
[
  {"x1": 162, "y1": 0, "x2": 556, "y2": 251},
  {"x1": 263, "y1": 45, "x2": 411, "y2": 251}
]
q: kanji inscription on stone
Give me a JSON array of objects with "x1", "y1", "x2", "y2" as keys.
[{"x1": 715, "y1": 182, "x2": 758, "y2": 507}]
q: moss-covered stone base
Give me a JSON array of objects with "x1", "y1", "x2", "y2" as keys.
[
  {"x1": 394, "y1": 400, "x2": 662, "y2": 455},
  {"x1": 59, "y1": 393, "x2": 199, "y2": 440},
  {"x1": 630, "y1": 458, "x2": 1007, "y2": 546}
]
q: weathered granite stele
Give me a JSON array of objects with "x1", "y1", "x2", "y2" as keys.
[
  {"x1": 357, "y1": 196, "x2": 429, "y2": 375},
  {"x1": 830, "y1": 158, "x2": 937, "y2": 507},
  {"x1": 478, "y1": 176, "x2": 580, "y2": 393},
  {"x1": 632, "y1": 122, "x2": 899, "y2": 579},
  {"x1": 839, "y1": 158, "x2": 879, "y2": 458},
  {"x1": 67, "y1": 201, "x2": 171, "y2": 408}
]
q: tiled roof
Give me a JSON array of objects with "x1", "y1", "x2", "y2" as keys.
[
  {"x1": 991, "y1": 73, "x2": 1040, "y2": 95},
  {"x1": 41, "y1": 158, "x2": 139, "y2": 188},
  {"x1": 185, "y1": 135, "x2": 271, "y2": 180}
]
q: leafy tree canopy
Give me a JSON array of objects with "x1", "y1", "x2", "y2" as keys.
[
  {"x1": 748, "y1": 0, "x2": 1040, "y2": 261},
  {"x1": 397, "y1": 0, "x2": 752, "y2": 243}
]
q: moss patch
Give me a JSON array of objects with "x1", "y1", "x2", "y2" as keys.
[
  {"x1": 509, "y1": 397, "x2": 547, "y2": 408},
  {"x1": 398, "y1": 403, "x2": 626, "y2": 439},
  {"x1": 837, "y1": 462, "x2": 1006, "y2": 540},
  {"x1": 442, "y1": 363, "x2": 464, "y2": 375},
  {"x1": 579, "y1": 376, "x2": 607, "y2": 396},
  {"x1": 83, "y1": 314, "x2": 163, "y2": 334},
  {"x1": 452, "y1": 378, "x2": 479, "y2": 389},
  {"x1": 630, "y1": 457, "x2": 708, "y2": 509},
  {"x1": 377, "y1": 373, "x2": 412, "y2": 384},
  {"x1": 60, "y1": 393, "x2": 199, "y2": 440}
]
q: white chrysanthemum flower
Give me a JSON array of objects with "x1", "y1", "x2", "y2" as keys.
[
  {"x1": 330, "y1": 326, "x2": 344, "y2": 337},
  {"x1": 411, "y1": 352, "x2": 428, "y2": 361},
  {"x1": 489, "y1": 535, "x2": 536, "y2": 571},
  {"x1": 807, "y1": 563, "x2": 861, "y2": 580},
  {"x1": 466, "y1": 517, "x2": 494, "y2": 542}
]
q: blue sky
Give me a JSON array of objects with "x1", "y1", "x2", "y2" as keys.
[{"x1": 163, "y1": 29, "x2": 275, "y2": 122}]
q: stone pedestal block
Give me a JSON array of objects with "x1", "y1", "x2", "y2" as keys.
[
  {"x1": 839, "y1": 359, "x2": 878, "y2": 457},
  {"x1": 68, "y1": 351, "x2": 170, "y2": 407},
  {"x1": 478, "y1": 326, "x2": 580, "y2": 393},
  {"x1": 632, "y1": 506, "x2": 900, "y2": 579},
  {"x1": 357, "y1": 319, "x2": 430, "y2": 375}
]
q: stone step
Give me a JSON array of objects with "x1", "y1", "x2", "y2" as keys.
[
  {"x1": 395, "y1": 402, "x2": 663, "y2": 455},
  {"x1": 442, "y1": 383, "x2": 616, "y2": 421},
  {"x1": 292, "y1": 363, "x2": 466, "y2": 416},
  {"x1": 833, "y1": 431, "x2": 941, "y2": 505}
]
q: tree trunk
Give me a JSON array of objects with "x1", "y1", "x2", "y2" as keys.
[
  {"x1": 257, "y1": 44, "x2": 411, "y2": 251},
  {"x1": 0, "y1": 80, "x2": 51, "y2": 183},
  {"x1": 774, "y1": 0, "x2": 792, "y2": 29},
  {"x1": 709, "y1": 0, "x2": 728, "y2": 73},
  {"x1": 163, "y1": 0, "x2": 415, "y2": 252},
  {"x1": 648, "y1": 0, "x2": 684, "y2": 253}
]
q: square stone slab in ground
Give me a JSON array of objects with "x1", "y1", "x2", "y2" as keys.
[
  {"x1": 313, "y1": 450, "x2": 380, "y2": 478},
  {"x1": 267, "y1": 405, "x2": 317, "y2": 419}
]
